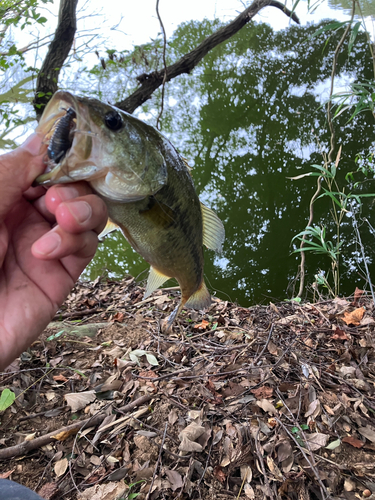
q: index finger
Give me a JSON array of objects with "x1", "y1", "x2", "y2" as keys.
[{"x1": 0, "y1": 134, "x2": 46, "y2": 220}]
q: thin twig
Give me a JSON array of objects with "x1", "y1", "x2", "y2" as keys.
[
  {"x1": 155, "y1": 0, "x2": 167, "y2": 130},
  {"x1": 197, "y1": 432, "x2": 214, "y2": 486},
  {"x1": 275, "y1": 416, "x2": 331, "y2": 500},
  {"x1": 253, "y1": 323, "x2": 274, "y2": 364},
  {"x1": 146, "y1": 422, "x2": 168, "y2": 500},
  {"x1": 0, "y1": 394, "x2": 153, "y2": 460},
  {"x1": 275, "y1": 391, "x2": 331, "y2": 500},
  {"x1": 327, "y1": 3, "x2": 355, "y2": 164},
  {"x1": 254, "y1": 421, "x2": 273, "y2": 498},
  {"x1": 350, "y1": 204, "x2": 375, "y2": 306}
]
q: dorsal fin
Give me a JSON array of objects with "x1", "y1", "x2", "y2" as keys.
[
  {"x1": 98, "y1": 218, "x2": 119, "y2": 240},
  {"x1": 181, "y1": 157, "x2": 193, "y2": 176},
  {"x1": 200, "y1": 202, "x2": 225, "y2": 254},
  {"x1": 144, "y1": 266, "x2": 171, "y2": 299}
]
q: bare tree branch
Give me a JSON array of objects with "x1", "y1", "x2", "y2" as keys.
[
  {"x1": 0, "y1": 394, "x2": 152, "y2": 460},
  {"x1": 115, "y1": 0, "x2": 299, "y2": 114},
  {"x1": 33, "y1": 0, "x2": 78, "y2": 116}
]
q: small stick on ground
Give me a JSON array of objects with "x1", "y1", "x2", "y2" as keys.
[
  {"x1": 0, "y1": 394, "x2": 153, "y2": 460},
  {"x1": 146, "y1": 422, "x2": 168, "y2": 500},
  {"x1": 253, "y1": 324, "x2": 274, "y2": 364},
  {"x1": 255, "y1": 421, "x2": 274, "y2": 498}
]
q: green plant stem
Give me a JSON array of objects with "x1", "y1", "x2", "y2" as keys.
[
  {"x1": 350, "y1": 205, "x2": 375, "y2": 306},
  {"x1": 327, "y1": 2, "x2": 355, "y2": 164},
  {"x1": 297, "y1": 176, "x2": 322, "y2": 298},
  {"x1": 325, "y1": 1, "x2": 354, "y2": 294}
]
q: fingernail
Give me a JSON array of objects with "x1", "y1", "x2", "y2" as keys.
[
  {"x1": 68, "y1": 201, "x2": 92, "y2": 224},
  {"x1": 54, "y1": 186, "x2": 81, "y2": 201},
  {"x1": 22, "y1": 134, "x2": 42, "y2": 156},
  {"x1": 33, "y1": 232, "x2": 61, "y2": 256}
]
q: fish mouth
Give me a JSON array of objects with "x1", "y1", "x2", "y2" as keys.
[
  {"x1": 35, "y1": 91, "x2": 100, "y2": 186},
  {"x1": 34, "y1": 90, "x2": 169, "y2": 202}
]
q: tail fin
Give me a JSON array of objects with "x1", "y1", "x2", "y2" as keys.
[
  {"x1": 185, "y1": 281, "x2": 211, "y2": 310},
  {"x1": 162, "y1": 282, "x2": 211, "y2": 333}
]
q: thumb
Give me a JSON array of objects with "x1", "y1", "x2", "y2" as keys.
[{"x1": 0, "y1": 134, "x2": 46, "y2": 221}]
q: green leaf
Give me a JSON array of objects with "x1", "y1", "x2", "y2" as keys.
[
  {"x1": 0, "y1": 388, "x2": 16, "y2": 411},
  {"x1": 145, "y1": 353, "x2": 159, "y2": 366},
  {"x1": 310, "y1": 21, "x2": 349, "y2": 38},
  {"x1": 318, "y1": 189, "x2": 345, "y2": 209},
  {"x1": 326, "y1": 438, "x2": 341, "y2": 450},
  {"x1": 129, "y1": 349, "x2": 158, "y2": 366},
  {"x1": 310, "y1": 164, "x2": 334, "y2": 178},
  {"x1": 46, "y1": 329, "x2": 65, "y2": 341},
  {"x1": 348, "y1": 22, "x2": 361, "y2": 55}
]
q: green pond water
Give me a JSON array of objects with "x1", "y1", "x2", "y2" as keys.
[
  {"x1": 2, "y1": 15, "x2": 374, "y2": 307},
  {"x1": 80, "y1": 21, "x2": 375, "y2": 306}
]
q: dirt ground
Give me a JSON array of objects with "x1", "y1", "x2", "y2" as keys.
[{"x1": 1, "y1": 278, "x2": 375, "y2": 500}]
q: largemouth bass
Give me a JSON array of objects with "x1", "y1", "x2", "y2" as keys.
[{"x1": 34, "y1": 90, "x2": 225, "y2": 328}]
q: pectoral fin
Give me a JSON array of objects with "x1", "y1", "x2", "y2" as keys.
[
  {"x1": 98, "y1": 219, "x2": 119, "y2": 240},
  {"x1": 144, "y1": 266, "x2": 171, "y2": 299},
  {"x1": 201, "y1": 203, "x2": 225, "y2": 254}
]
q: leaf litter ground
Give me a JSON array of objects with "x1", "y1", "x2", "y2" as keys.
[{"x1": 1, "y1": 279, "x2": 375, "y2": 500}]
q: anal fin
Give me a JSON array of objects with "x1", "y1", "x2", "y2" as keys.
[{"x1": 144, "y1": 266, "x2": 170, "y2": 299}]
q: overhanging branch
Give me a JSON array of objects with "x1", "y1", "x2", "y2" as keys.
[
  {"x1": 115, "y1": 0, "x2": 300, "y2": 114},
  {"x1": 33, "y1": 0, "x2": 78, "y2": 117}
]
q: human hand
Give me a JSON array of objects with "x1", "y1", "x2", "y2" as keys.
[{"x1": 0, "y1": 134, "x2": 108, "y2": 370}]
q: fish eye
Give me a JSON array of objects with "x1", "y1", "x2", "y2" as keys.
[{"x1": 104, "y1": 111, "x2": 123, "y2": 131}]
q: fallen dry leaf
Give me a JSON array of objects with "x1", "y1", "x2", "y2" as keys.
[
  {"x1": 360, "y1": 317, "x2": 375, "y2": 326},
  {"x1": 267, "y1": 456, "x2": 284, "y2": 480},
  {"x1": 165, "y1": 469, "x2": 183, "y2": 491},
  {"x1": 341, "y1": 307, "x2": 365, "y2": 326},
  {"x1": 193, "y1": 319, "x2": 210, "y2": 330},
  {"x1": 358, "y1": 426, "x2": 375, "y2": 443},
  {"x1": 331, "y1": 328, "x2": 349, "y2": 340},
  {"x1": 304, "y1": 432, "x2": 329, "y2": 451},
  {"x1": 37, "y1": 482, "x2": 59, "y2": 500},
  {"x1": 244, "y1": 483, "x2": 255, "y2": 499},
  {"x1": 64, "y1": 391, "x2": 96, "y2": 412},
  {"x1": 54, "y1": 457, "x2": 68, "y2": 477},
  {"x1": 0, "y1": 469, "x2": 15, "y2": 479},
  {"x1": 240, "y1": 465, "x2": 252, "y2": 483},
  {"x1": 213, "y1": 466, "x2": 226, "y2": 483},
  {"x1": 352, "y1": 287, "x2": 364, "y2": 306},
  {"x1": 342, "y1": 436, "x2": 364, "y2": 448},
  {"x1": 112, "y1": 312, "x2": 125, "y2": 322},
  {"x1": 251, "y1": 385, "x2": 273, "y2": 399},
  {"x1": 267, "y1": 340, "x2": 279, "y2": 356},
  {"x1": 77, "y1": 481, "x2": 127, "y2": 500},
  {"x1": 256, "y1": 398, "x2": 278, "y2": 415}
]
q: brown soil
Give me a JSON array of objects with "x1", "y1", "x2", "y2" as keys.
[{"x1": 1, "y1": 278, "x2": 375, "y2": 500}]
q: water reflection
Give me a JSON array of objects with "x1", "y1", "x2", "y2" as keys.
[{"x1": 81, "y1": 20, "x2": 375, "y2": 305}]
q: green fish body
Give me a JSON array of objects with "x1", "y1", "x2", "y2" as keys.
[{"x1": 35, "y1": 91, "x2": 225, "y2": 327}]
